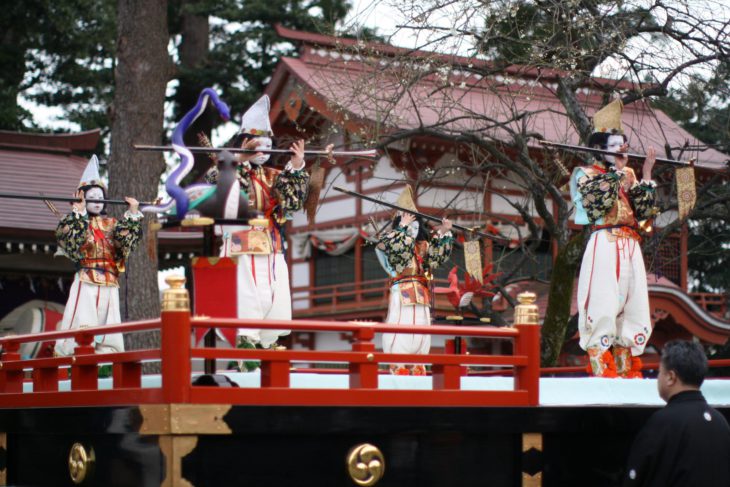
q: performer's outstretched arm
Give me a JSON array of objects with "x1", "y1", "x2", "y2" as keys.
[
  {"x1": 274, "y1": 139, "x2": 310, "y2": 213},
  {"x1": 577, "y1": 170, "x2": 621, "y2": 222},
  {"x1": 56, "y1": 208, "x2": 90, "y2": 262},
  {"x1": 112, "y1": 198, "x2": 143, "y2": 260},
  {"x1": 628, "y1": 147, "x2": 658, "y2": 220},
  {"x1": 378, "y1": 216, "x2": 417, "y2": 274},
  {"x1": 628, "y1": 182, "x2": 657, "y2": 220},
  {"x1": 426, "y1": 219, "x2": 454, "y2": 269}
]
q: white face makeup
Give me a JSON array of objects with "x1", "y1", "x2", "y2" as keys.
[
  {"x1": 85, "y1": 187, "x2": 105, "y2": 215},
  {"x1": 604, "y1": 134, "x2": 625, "y2": 164},
  {"x1": 249, "y1": 137, "x2": 272, "y2": 166}
]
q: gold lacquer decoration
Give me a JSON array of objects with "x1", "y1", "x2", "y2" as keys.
[
  {"x1": 0, "y1": 432, "x2": 6, "y2": 486},
  {"x1": 522, "y1": 433, "x2": 543, "y2": 487},
  {"x1": 464, "y1": 239, "x2": 483, "y2": 283},
  {"x1": 68, "y1": 442, "x2": 95, "y2": 484},
  {"x1": 675, "y1": 165, "x2": 696, "y2": 221},
  {"x1": 514, "y1": 291, "x2": 539, "y2": 325},
  {"x1": 162, "y1": 275, "x2": 190, "y2": 312},
  {"x1": 346, "y1": 443, "x2": 385, "y2": 486},
  {"x1": 180, "y1": 216, "x2": 215, "y2": 227}
]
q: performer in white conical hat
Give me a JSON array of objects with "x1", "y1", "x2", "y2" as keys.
[
  {"x1": 375, "y1": 186, "x2": 453, "y2": 375},
  {"x1": 569, "y1": 99, "x2": 658, "y2": 378},
  {"x1": 55, "y1": 155, "x2": 143, "y2": 358},
  {"x1": 204, "y1": 95, "x2": 330, "y2": 352}
]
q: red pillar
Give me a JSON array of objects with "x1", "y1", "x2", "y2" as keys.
[
  {"x1": 0, "y1": 341, "x2": 22, "y2": 393},
  {"x1": 349, "y1": 326, "x2": 378, "y2": 389},
  {"x1": 161, "y1": 276, "x2": 192, "y2": 403},
  {"x1": 513, "y1": 292, "x2": 540, "y2": 406},
  {"x1": 71, "y1": 332, "x2": 97, "y2": 391}
]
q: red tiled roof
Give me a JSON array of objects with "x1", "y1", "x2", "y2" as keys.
[
  {"x1": 268, "y1": 32, "x2": 728, "y2": 170},
  {"x1": 274, "y1": 24, "x2": 640, "y2": 91},
  {"x1": 0, "y1": 129, "x2": 100, "y2": 153},
  {"x1": 0, "y1": 129, "x2": 99, "y2": 234}
]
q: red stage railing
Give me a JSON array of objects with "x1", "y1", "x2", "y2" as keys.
[{"x1": 0, "y1": 290, "x2": 541, "y2": 408}]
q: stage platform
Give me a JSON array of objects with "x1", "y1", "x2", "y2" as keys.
[{"x1": 20, "y1": 372, "x2": 730, "y2": 406}]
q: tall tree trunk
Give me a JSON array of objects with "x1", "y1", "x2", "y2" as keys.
[
  {"x1": 175, "y1": 0, "x2": 214, "y2": 183},
  {"x1": 109, "y1": 0, "x2": 171, "y2": 349},
  {"x1": 541, "y1": 231, "x2": 587, "y2": 366}
]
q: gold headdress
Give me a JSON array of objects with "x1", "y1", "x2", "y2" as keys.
[
  {"x1": 395, "y1": 185, "x2": 418, "y2": 213},
  {"x1": 592, "y1": 99, "x2": 623, "y2": 134}
]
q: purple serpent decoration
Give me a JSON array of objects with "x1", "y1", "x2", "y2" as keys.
[{"x1": 142, "y1": 88, "x2": 230, "y2": 217}]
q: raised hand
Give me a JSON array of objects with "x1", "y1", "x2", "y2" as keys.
[
  {"x1": 125, "y1": 196, "x2": 140, "y2": 214},
  {"x1": 237, "y1": 137, "x2": 263, "y2": 164},
  {"x1": 435, "y1": 218, "x2": 453, "y2": 235},
  {"x1": 615, "y1": 143, "x2": 629, "y2": 170},
  {"x1": 72, "y1": 190, "x2": 86, "y2": 213},
  {"x1": 642, "y1": 146, "x2": 656, "y2": 181},
  {"x1": 290, "y1": 139, "x2": 305, "y2": 169},
  {"x1": 399, "y1": 212, "x2": 416, "y2": 227}
]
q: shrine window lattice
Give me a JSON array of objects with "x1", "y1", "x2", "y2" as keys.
[{"x1": 645, "y1": 236, "x2": 681, "y2": 286}]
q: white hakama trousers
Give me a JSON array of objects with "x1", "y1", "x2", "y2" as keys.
[
  {"x1": 382, "y1": 286, "x2": 431, "y2": 355},
  {"x1": 577, "y1": 230, "x2": 652, "y2": 355},
  {"x1": 231, "y1": 253, "x2": 292, "y2": 348},
  {"x1": 55, "y1": 273, "x2": 125, "y2": 356}
]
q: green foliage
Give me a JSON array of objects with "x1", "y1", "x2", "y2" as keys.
[
  {"x1": 5, "y1": 0, "x2": 360, "y2": 140},
  {"x1": 479, "y1": 0, "x2": 656, "y2": 74},
  {"x1": 653, "y1": 62, "x2": 730, "y2": 293},
  {"x1": 653, "y1": 61, "x2": 730, "y2": 155},
  {"x1": 687, "y1": 218, "x2": 730, "y2": 292},
  {"x1": 169, "y1": 0, "x2": 353, "y2": 122},
  {"x1": 0, "y1": 0, "x2": 116, "y2": 137}
]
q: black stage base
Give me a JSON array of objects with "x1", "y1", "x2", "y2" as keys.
[{"x1": 1, "y1": 404, "x2": 728, "y2": 487}]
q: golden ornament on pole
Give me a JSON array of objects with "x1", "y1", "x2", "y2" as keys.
[
  {"x1": 675, "y1": 165, "x2": 697, "y2": 220},
  {"x1": 464, "y1": 240, "x2": 483, "y2": 283}
]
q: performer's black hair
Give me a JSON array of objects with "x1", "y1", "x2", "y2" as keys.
[
  {"x1": 661, "y1": 340, "x2": 708, "y2": 387},
  {"x1": 587, "y1": 130, "x2": 628, "y2": 149},
  {"x1": 392, "y1": 214, "x2": 430, "y2": 241},
  {"x1": 79, "y1": 184, "x2": 107, "y2": 215}
]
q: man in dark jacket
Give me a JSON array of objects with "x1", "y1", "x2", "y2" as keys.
[{"x1": 624, "y1": 340, "x2": 730, "y2": 486}]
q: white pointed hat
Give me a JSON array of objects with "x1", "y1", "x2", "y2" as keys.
[
  {"x1": 239, "y1": 95, "x2": 274, "y2": 137},
  {"x1": 78, "y1": 155, "x2": 106, "y2": 190}
]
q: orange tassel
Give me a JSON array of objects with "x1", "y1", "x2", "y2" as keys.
[
  {"x1": 601, "y1": 350, "x2": 619, "y2": 378},
  {"x1": 626, "y1": 356, "x2": 644, "y2": 379}
]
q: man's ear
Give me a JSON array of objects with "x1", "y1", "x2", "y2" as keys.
[{"x1": 667, "y1": 369, "x2": 678, "y2": 386}]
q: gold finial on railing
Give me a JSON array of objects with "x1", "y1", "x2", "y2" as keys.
[
  {"x1": 162, "y1": 275, "x2": 189, "y2": 312},
  {"x1": 513, "y1": 291, "x2": 539, "y2": 325}
]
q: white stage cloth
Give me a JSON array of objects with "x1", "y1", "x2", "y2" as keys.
[{"x1": 21, "y1": 372, "x2": 730, "y2": 407}]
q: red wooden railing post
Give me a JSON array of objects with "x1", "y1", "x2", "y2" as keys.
[
  {"x1": 71, "y1": 331, "x2": 98, "y2": 390},
  {"x1": 33, "y1": 366, "x2": 59, "y2": 392},
  {"x1": 435, "y1": 315, "x2": 465, "y2": 389},
  {"x1": 261, "y1": 348, "x2": 290, "y2": 388},
  {"x1": 161, "y1": 276, "x2": 191, "y2": 403},
  {"x1": 113, "y1": 361, "x2": 142, "y2": 389},
  {"x1": 0, "y1": 341, "x2": 22, "y2": 393},
  {"x1": 514, "y1": 292, "x2": 540, "y2": 406},
  {"x1": 349, "y1": 325, "x2": 377, "y2": 389}
]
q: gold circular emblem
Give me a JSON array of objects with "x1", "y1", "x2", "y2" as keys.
[
  {"x1": 68, "y1": 442, "x2": 95, "y2": 484},
  {"x1": 346, "y1": 443, "x2": 385, "y2": 486}
]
